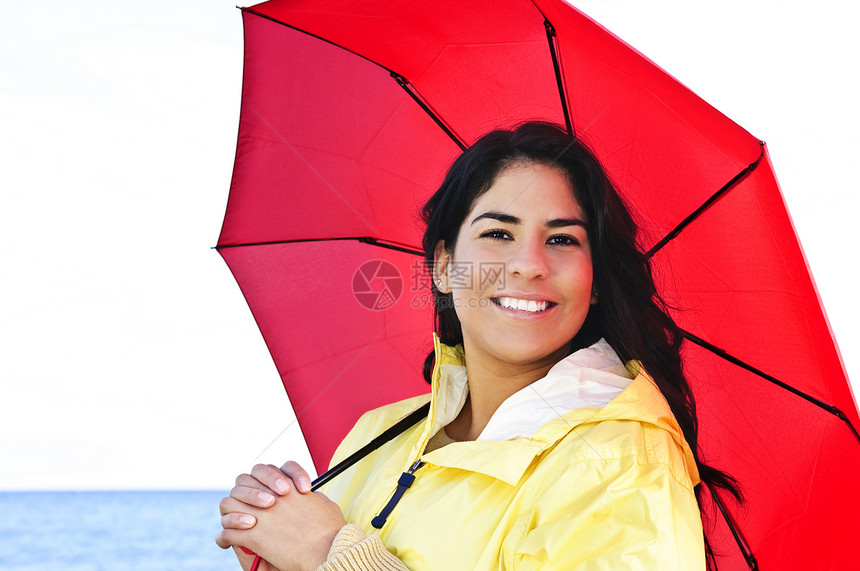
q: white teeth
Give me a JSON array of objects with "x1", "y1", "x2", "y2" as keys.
[{"x1": 497, "y1": 297, "x2": 548, "y2": 313}]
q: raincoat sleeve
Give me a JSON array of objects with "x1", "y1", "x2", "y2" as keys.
[{"x1": 510, "y1": 453, "x2": 705, "y2": 570}]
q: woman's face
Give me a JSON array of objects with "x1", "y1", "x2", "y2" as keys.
[{"x1": 435, "y1": 161, "x2": 596, "y2": 371}]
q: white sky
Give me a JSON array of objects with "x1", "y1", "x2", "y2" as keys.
[{"x1": 1, "y1": 0, "x2": 857, "y2": 490}]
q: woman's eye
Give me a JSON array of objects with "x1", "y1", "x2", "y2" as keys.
[
  {"x1": 480, "y1": 229, "x2": 511, "y2": 240},
  {"x1": 548, "y1": 234, "x2": 580, "y2": 246}
]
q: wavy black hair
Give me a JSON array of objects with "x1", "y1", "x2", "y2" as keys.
[{"x1": 420, "y1": 121, "x2": 740, "y2": 569}]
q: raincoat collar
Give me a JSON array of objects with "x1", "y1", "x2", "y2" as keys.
[{"x1": 410, "y1": 334, "x2": 700, "y2": 487}]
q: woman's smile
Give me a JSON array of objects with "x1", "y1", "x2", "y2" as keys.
[{"x1": 491, "y1": 296, "x2": 555, "y2": 314}]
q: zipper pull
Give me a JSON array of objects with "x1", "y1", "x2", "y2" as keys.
[{"x1": 371, "y1": 461, "x2": 425, "y2": 529}]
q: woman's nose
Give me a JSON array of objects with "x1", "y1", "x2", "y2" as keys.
[{"x1": 507, "y1": 238, "x2": 549, "y2": 280}]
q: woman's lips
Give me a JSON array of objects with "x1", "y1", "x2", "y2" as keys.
[{"x1": 491, "y1": 296, "x2": 556, "y2": 313}]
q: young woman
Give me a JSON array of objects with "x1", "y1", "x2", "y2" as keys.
[{"x1": 216, "y1": 122, "x2": 739, "y2": 570}]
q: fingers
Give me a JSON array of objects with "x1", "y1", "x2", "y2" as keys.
[
  {"x1": 280, "y1": 460, "x2": 312, "y2": 493},
  {"x1": 215, "y1": 530, "x2": 231, "y2": 550},
  {"x1": 221, "y1": 511, "x2": 257, "y2": 531},
  {"x1": 216, "y1": 498, "x2": 256, "y2": 550},
  {"x1": 234, "y1": 471, "x2": 276, "y2": 494},
  {"x1": 230, "y1": 483, "x2": 276, "y2": 509},
  {"x1": 215, "y1": 528, "x2": 246, "y2": 550},
  {"x1": 250, "y1": 463, "x2": 297, "y2": 495},
  {"x1": 234, "y1": 462, "x2": 312, "y2": 498},
  {"x1": 220, "y1": 496, "x2": 259, "y2": 520}
]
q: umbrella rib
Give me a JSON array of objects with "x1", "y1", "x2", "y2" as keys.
[
  {"x1": 241, "y1": 7, "x2": 397, "y2": 75},
  {"x1": 390, "y1": 73, "x2": 467, "y2": 151},
  {"x1": 542, "y1": 18, "x2": 574, "y2": 136},
  {"x1": 214, "y1": 236, "x2": 424, "y2": 256},
  {"x1": 646, "y1": 142, "x2": 766, "y2": 259},
  {"x1": 241, "y1": 9, "x2": 467, "y2": 153},
  {"x1": 681, "y1": 329, "x2": 860, "y2": 445},
  {"x1": 709, "y1": 483, "x2": 759, "y2": 570}
]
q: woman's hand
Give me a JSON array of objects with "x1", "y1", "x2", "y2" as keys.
[
  {"x1": 252, "y1": 461, "x2": 314, "y2": 495},
  {"x1": 217, "y1": 462, "x2": 345, "y2": 571},
  {"x1": 218, "y1": 462, "x2": 313, "y2": 532}
]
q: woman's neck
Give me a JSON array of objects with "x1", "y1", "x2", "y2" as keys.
[{"x1": 445, "y1": 345, "x2": 564, "y2": 441}]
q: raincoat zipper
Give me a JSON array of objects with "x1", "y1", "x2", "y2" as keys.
[{"x1": 371, "y1": 459, "x2": 425, "y2": 529}]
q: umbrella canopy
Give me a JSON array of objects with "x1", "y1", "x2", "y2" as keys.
[{"x1": 217, "y1": 1, "x2": 860, "y2": 568}]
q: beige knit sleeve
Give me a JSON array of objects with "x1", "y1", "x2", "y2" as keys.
[{"x1": 317, "y1": 524, "x2": 410, "y2": 571}]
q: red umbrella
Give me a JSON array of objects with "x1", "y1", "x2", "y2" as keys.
[{"x1": 216, "y1": 1, "x2": 860, "y2": 568}]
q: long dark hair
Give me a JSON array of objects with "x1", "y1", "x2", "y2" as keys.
[{"x1": 420, "y1": 121, "x2": 740, "y2": 569}]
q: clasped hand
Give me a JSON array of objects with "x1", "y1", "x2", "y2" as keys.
[{"x1": 216, "y1": 461, "x2": 346, "y2": 571}]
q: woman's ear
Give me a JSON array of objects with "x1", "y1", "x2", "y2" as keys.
[
  {"x1": 591, "y1": 282, "x2": 598, "y2": 305},
  {"x1": 433, "y1": 240, "x2": 451, "y2": 294}
]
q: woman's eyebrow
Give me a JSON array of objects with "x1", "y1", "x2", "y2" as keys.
[
  {"x1": 471, "y1": 211, "x2": 587, "y2": 228},
  {"x1": 546, "y1": 217, "x2": 587, "y2": 229},
  {"x1": 471, "y1": 211, "x2": 519, "y2": 226}
]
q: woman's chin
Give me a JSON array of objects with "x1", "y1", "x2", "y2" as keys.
[{"x1": 484, "y1": 339, "x2": 572, "y2": 370}]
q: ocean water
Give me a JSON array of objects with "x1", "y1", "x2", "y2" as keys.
[{"x1": 0, "y1": 491, "x2": 239, "y2": 570}]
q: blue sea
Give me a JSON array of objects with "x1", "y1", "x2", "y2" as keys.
[{"x1": 0, "y1": 491, "x2": 239, "y2": 570}]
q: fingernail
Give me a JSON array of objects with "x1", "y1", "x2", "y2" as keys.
[
  {"x1": 274, "y1": 478, "x2": 289, "y2": 494},
  {"x1": 239, "y1": 515, "x2": 254, "y2": 527},
  {"x1": 299, "y1": 478, "x2": 311, "y2": 493},
  {"x1": 257, "y1": 491, "x2": 274, "y2": 505}
]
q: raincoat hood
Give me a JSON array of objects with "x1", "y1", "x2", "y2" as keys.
[{"x1": 412, "y1": 335, "x2": 701, "y2": 487}]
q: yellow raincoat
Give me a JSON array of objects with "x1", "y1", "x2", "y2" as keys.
[{"x1": 320, "y1": 336, "x2": 705, "y2": 570}]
